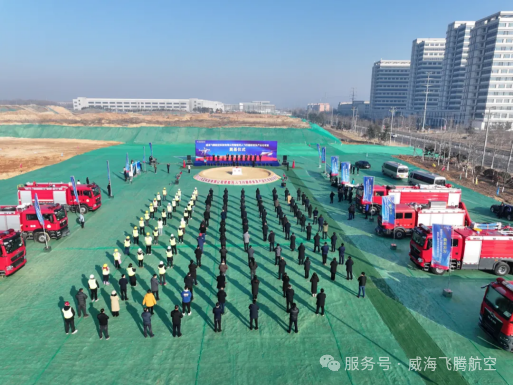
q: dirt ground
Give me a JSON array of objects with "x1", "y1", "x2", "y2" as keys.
[
  {"x1": 0, "y1": 137, "x2": 121, "y2": 180},
  {"x1": 396, "y1": 155, "x2": 513, "y2": 204},
  {"x1": 0, "y1": 105, "x2": 309, "y2": 128}
]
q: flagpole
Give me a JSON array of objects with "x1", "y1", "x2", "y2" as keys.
[
  {"x1": 107, "y1": 160, "x2": 113, "y2": 197},
  {"x1": 144, "y1": 147, "x2": 147, "y2": 173}
]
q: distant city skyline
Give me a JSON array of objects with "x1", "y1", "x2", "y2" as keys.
[{"x1": 0, "y1": 0, "x2": 510, "y2": 108}]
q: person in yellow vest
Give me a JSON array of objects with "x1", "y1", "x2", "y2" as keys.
[
  {"x1": 127, "y1": 263, "x2": 137, "y2": 287},
  {"x1": 158, "y1": 261, "x2": 167, "y2": 285},
  {"x1": 184, "y1": 209, "x2": 189, "y2": 224},
  {"x1": 178, "y1": 227, "x2": 184, "y2": 244},
  {"x1": 167, "y1": 203, "x2": 172, "y2": 219},
  {"x1": 113, "y1": 248, "x2": 122, "y2": 269},
  {"x1": 180, "y1": 217, "x2": 186, "y2": 229},
  {"x1": 137, "y1": 248, "x2": 145, "y2": 267},
  {"x1": 174, "y1": 194, "x2": 179, "y2": 210},
  {"x1": 157, "y1": 219, "x2": 163, "y2": 236},
  {"x1": 153, "y1": 227, "x2": 159, "y2": 245},
  {"x1": 149, "y1": 203, "x2": 155, "y2": 218},
  {"x1": 62, "y1": 301, "x2": 78, "y2": 335},
  {"x1": 163, "y1": 187, "x2": 167, "y2": 201},
  {"x1": 124, "y1": 236, "x2": 131, "y2": 256},
  {"x1": 161, "y1": 209, "x2": 167, "y2": 226},
  {"x1": 145, "y1": 233, "x2": 152, "y2": 255},
  {"x1": 178, "y1": 188, "x2": 182, "y2": 201},
  {"x1": 144, "y1": 211, "x2": 150, "y2": 225},
  {"x1": 102, "y1": 264, "x2": 110, "y2": 285},
  {"x1": 133, "y1": 227, "x2": 139, "y2": 244},
  {"x1": 169, "y1": 234, "x2": 177, "y2": 254},
  {"x1": 88, "y1": 274, "x2": 99, "y2": 302},
  {"x1": 139, "y1": 217, "x2": 145, "y2": 235},
  {"x1": 192, "y1": 192, "x2": 197, "y2": 204},
  {"x1": 156, "y1": 192, "x2": 161, "y2": 206},
  {"x1": 166, "y1": 246, "x2": 174, "y2": 267},
  {"x1": 142, "y1": 289, "x2": 157, "y2": 314},
  {"x1": 188, "y1": 201, "x2": 193, "y2": 217},
  {"x1": 172, "y1": 198, "x2": 177, "y2": 213}
]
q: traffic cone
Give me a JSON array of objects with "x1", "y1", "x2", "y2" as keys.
[
  {"x1": 183, "y1": 160, "x2": 186, "y2": 168},
  {"x1": 292, "y1": 160, "x2": 295, "y2": 169}
]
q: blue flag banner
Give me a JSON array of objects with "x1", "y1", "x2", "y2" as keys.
[
  {"x1": 321, "y1": 147, "x2": 326, "y2": 163},
  {"x1": 70, "y1": 176, "x2": 80, "y2": 205},
  {"x1": 34, "y1": 193, "x2": 45, "y2": 227},
  {"x1": 330, "y1": 156, "x2": 339, "y2": 176},
  {"x1": 431, "y1": 224, "x2": 452, "y2": 271},
  {"x1": 363, "y1": 176, "x2": 374, "y2": 203},
  {"x1": 106, "y1": 161, "x2": 111, "y2": 182},
  {"x1": 125, "y1": 153, "x2": 129, "y2": 171},
  {"x1": 317, "y1": 144, "x2": 321, "y2": 158},
  {"x1": 382, "y1": 196, "x2": 395, "y2": 225},
  {"x1": 149, "y1": 142, "x2": 153, "y2": 157},
  {"x1": 341, "y1": 162, "x2": 351, "y2": 183}
]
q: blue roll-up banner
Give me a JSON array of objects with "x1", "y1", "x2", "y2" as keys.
[
  {"x1": 70, "y1": 176, "x2": 80, "y2": 205},
  {"x1": 381, "y1": 196, "x2": 395, "y2": 225},
  {"x1": 330, "y1": 156, "x2": 339, "y2": 176},
  {"x1": 34, "y1": 193, "x2": 45, "y2": 227},
  {"x1": 363, "y1": 176, "x2": 374, "y2": 203},
  {"x1": 431, "y1": 224, "x2": 452, "y2": 270},
  {"x1": 321, "y1": 147, "x2": 326, "y2": 163},
  {"x1": 341, "y1": 162, "x2": 351, "y2": 183},
  {"x1": 106, "y1": 161, "x2": 111, "y2": 182},
  {"x1": 125, "y1": 153, "x2": 129, "y2": 171},
  {"x1": 317, "y1": 144, "x2": 321, "y2": 158},
  {"x1": 149, "y1": 142, "x2": 153, "y2": 157}
]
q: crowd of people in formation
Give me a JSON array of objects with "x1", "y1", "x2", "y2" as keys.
[{"x1": 61, "y1": 182, "x2": 367, "y2": 338}]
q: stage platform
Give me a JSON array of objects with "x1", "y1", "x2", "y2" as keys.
[{"x1": 193, "y1": 160, "x2": 281, "y2": 167}]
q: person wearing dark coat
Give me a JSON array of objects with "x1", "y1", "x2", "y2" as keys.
[
  {"x1": 306, "y1": 223, "x2": 312, "y2": 241},
  {"x1": 184, "y1": 273, "x2": 195, "y2": 300},
  {"x1": 249, "y1": 300, "x2": 259, "y2": 330},
  {"x1": 170, "y1": 305, "x2": 183, "y2": 337},
  {"x1": 216, "y1": 274, "x2": 226, "y2": 290},
  {"x1": 298, "y1": 243, "x2": 305, "y2": 265},
  {"x1": 249, "y1": 257, "x2": 258, "y2": 280},
  {"x1": 321, "y1": 243, "x2": 329, "y2": 265},
  {"x1": 357, "y1": 272, "x2": 367, "y2": 298},
  {"x1": 213, "y1": 303, "x2": 223, "y2": 332},
  {"x1": 118, "y1": 274, "x2": 128, "y2": 300},
  {"x1": 247, "y1": 246, "x2": 255, "y2": 265},
  {"x1": 300, "y1": 215, "x2": 306, "y2": 232},
  {"x1": 220, "y1": 233, "x2": 227, "y2": 248},
  {"x1": 289, "y1": 233, "x2": 296, "y2": 251},
  {"x1": 313, "y1": 232, "x2": 321, "y2": 252},
  {"x1": 251, "y1": 276, "x2": 260, "y2": 300},
  {"x1": 330, "y1": 191, "x2": 335, "y2": 203},
  {"x1": 304, "y1": 257, "x2": 311, "y2": 279},
  {"x1": 310, "y1": 272, "x2": 319, "y2": 297},
  {"x1": 313, "y1": 208, "x2": 319, "y2": 223},
  {"x1": 217, "y1": 287, "x2": 227, "y2": 314},
  {"x1": 282, "y1": 273, "x2": 290, "y2": 297},
  {"x1": 284, "y1": 221, "x2": 291, "y2": 240},
  {"x1": 268, "y1": 231, "x2": 275, "y2": 251},
  {"x1": 330, "y1": 232, "x2": 338, "y2": 252},
  {"x1": 308, "y1": 205, "x2": 313, "y2": 219},
  {"x1": 316, "y1": 288, "x2": 326, "y2": 316},
  {"x1": 285, "y1": 285, "x2": 295, "y2": 312},
  {"x1": 338, "y1": 243, "x2": 346, "y2": 265},
  {"x1": 274, "y1": 244, "x2": 282, "y2": 265},
  {"x1": 195, "y1": 246, "x2": 203, "y2": 267},
  {"x1": 288, "y1": 303, "x2": 299, "y2": 334},
  {"x1": 345, "y1": 256, "x2": 354, "y2": 280},
  {"x1": 219, "y1": 246, "x2": 228, "y2": 263},
  {"x1": 317, "y1": 215, "x2": 324, "y2": 232},
  {"x1": 330, "y1": 258, "x2": 338, "y2": 280},
  {"x1": 262, "y1": 222, "x2": 268, "y2": 242},
  {"x1": 189, "y1": 260, "x2": 198, "y2": 285},
  {"x1": 75, "y1": 288, "x2": 89, "y2": 318},
  {"x1": 278, "y1": 257, "x2": 287, "y2": 280}
]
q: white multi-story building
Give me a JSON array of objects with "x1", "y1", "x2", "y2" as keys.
[
  {"x1": 369, "y1": 60, "x2": 411, "y2": 118},
  {"x1": 438, "y1": 21, "x2": 475, "y2": 115},
  {"x1": 72, "y1": 97, "x2": 224, "y2": 112},
  {"x1": 224, "y1": 101, "x2": 275, "y2": 114},
  {"x1": 406, "y1": 38, "x2": 446, "y2": 113},
  {"x1": 337, "y1": 101, "x2": 370, "y2": 118},
  {"x1": 461, "y1": 11, "x2": 514, "y2": 129}
]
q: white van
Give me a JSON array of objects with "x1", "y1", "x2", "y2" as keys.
[
  {"x1": 408, "y1": 170, "x2": 446, "y2": 186},
  {"x1": 382, "y1": 161, "x2": 409, "y2": 179}
]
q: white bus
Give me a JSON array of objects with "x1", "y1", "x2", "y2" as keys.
[
  {"x1": 408, "y1": 170, "x2": 446, "y2": 186},
  {"x1": 382, "y1": 161, "x2": 409, "y2": 179}
]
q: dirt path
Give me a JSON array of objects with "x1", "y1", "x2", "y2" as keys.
[{"x1": 0, "y1": 137, "x2": 121, "y2": 179}]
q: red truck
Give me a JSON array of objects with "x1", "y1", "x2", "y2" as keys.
[
  {"x1": 0, "y1": 204, "x2": 70, "y2": 243},
  {"x1": 18, "y1": 182, "x2": 102, "y2": 214},
  {"x1": 0, "y1": 229, "x2": 26, "y2": 277},
  {"x1": 376, "y1": 201, "x2": 472, "y2": 239},
  {"x1": 480, "y1": 277, "x2": 513, "y2": 352},
  {"x1": 409, "y1": 225, "x2": 513, "y2": 275},
  {"x1": 355, "y1": 185, "x2": 461, "y2": 215}
]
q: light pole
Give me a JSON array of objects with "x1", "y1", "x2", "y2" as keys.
[
  {"x1": 389, "y1": 107, "x2": 396, "y2": 144},
  {"x1": 481, "y1": 107, "x2": 493, "y2": 167},
  {"x1": 421, "y1": 72, "x2": 432, "y2": 132}
]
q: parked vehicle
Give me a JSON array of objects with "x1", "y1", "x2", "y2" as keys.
[
  {"x1": 490, "y1": 204, "x2": 513, "y2": 221},
  {"x1": 480, "y1": 278, "x2": 513, "y2": 352},
  {"x1": 18, "y1": 182, "x2": 102, "y2": 214},
  {"x1": 409, "y1": 225, "x2": 513, "y2": 275},
  {"x1": 376, "y1": 201, "x2": 471, "y2": 239},
  {"x1": 355, "y1": 160, "x2": 371, "y2": 169},
  {"x1": 0, "y1": 229, "x2": 26, "y2": 277},
  {"x1": 408, "y1": 170, "x2": 446, "y2": 186},
  {"x1": 382, "y1": 161, "x2": 409, "y2": 179},
  {"x1": 0, "y1": 204, "x2": 70, "y2": 243}
]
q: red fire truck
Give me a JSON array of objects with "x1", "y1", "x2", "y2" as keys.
[
  {"x1": 0, "y1": 204, "x2": 70, "y2": 243},
  {"x1": 0, "y1": 229, "x2": 26, "y2": 277},
  {"x1": 479, "y1": 278, "x2": 513, "y2": 352},
  {"x1": 18, "y1": 182, "x2": 102, "y2": 214},
  {"x1": 409, "y1": 225, "x2": 513, "y2": 275},
  {"x1": 355, "y1": 185, "x2": 461, "y2": 215},
  {"x1": 376, "y1": 201, "x2": 471, "y2": 239}
]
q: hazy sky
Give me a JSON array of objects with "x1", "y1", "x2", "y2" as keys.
[{"x1": 0, "y1": 0, "x2": 511, "y2": 108}]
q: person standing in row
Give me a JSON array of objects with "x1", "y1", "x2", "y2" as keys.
[
  {"x1": 142, "y1": 308, "x2": 154, "y2": 338},
  {"x1": 102, "y1": 264, "x2": 110, "y2": 285},
  {"x1": 290, "y1": 232, "x2": 296, "y2": 251},
  {"x1": 62, "y1": 301, "x2": 78, "y2": 335},
  {"x1": 297, "y1": 243, "x2": 305, "y2": 265},
  {"x1": 88, "y1": 274, "x2": 99, "y2": 302},
  {"x1": 151, "y1": 274, "x2": 160, "y2": 301},
  {"x1": 348, "y1": 203, "x2": 356, "y2": 220},
  {"x1": 322, "y1": 221, "x2": 329, "y2": 239},
  {"x1": 217, "y1": 287, "x2": 227, "y2": 315},
  {"x1": 169, "y1": 234, "x2": 177, "y2": 254},
  {"x1": 346, "y1": 256, "x2": 354, "y2": 280},
  {"x1": 330, "y1": 258, "x2": 338, "y2": 281},
  {"x1": 310, "y1": 272, "x2": 319, "y2": 297},
  {"x1": 274, "y1": 244, "x2": 282, "y2": 266},
  {"x1": 330, "y1": 232, "x2": 337, "y2": 252},
  {"x1": 243, "y1": 231, "x2": 250, "y2": 251},
  {"x1": 119, "y1": 274, "x2": 128, "y2": 301},
  {"x1": 137, "y1": 248, "x2": 145, "y2": 267},
  {"x1": 357, "y1": 272, "x2": 366, "y2": 298},
  {"x1": 127, "y1": 264, "x2": 137, "y2": 287},
  {"x1": 249, "y1": 257, "x2": 258, "y2": 280},
  {"x1": 194, "y1": 246, "x2": 202, "y2": 268},
  {"x1": 315, "y1": 289, "x2": 326, "y2": 316},
  {"x1": 213, "y1": 303, "x2": 223, "y2": 333},
  {"x1": 142, "y1": 289, "x2": 157, "y2": 315},
  {"x1": 75, "y1": 288, "x2": 89, "y2": 318},
  {"x1": 304, "y1": 257, "x2": 311, "y2": 279},
  {"x1": 170, "y1": 305, "x2": 183, "y2": 337},
  {"x1": 278, "y1": 256, "x2": 286, "y2": 280},
  {"x1": 288, "y1": 303, "x2": 299, "y2": 334},
  {"x1": 285, "y1": 285, "x2": 295, "y2": 313},
  {"x1": 338, "y1": 243, "x2": 345, "y2": 265},
  {"x1": 251, "y1": 276, "x2": 260, "y2": 300},
  {"x1": 166, "y1": 246, "x2": 174, "y2": 268},
  {"x1": 113, "y1": 248, "x2": 121, "y2": 269},
  {"x1": 306, "y1": 223, "x2": 312, "y2": 241},
  {"x1": 330, "y1": 191, "x2": 335, "y2": 204},
  {"x1": 268, "y1": 231, "x2": 275, "y2": 251},
  {"x1": 249, "y1": 300, "x2": 259, "y2": 330},
  {"x1": 184, "y1": 273, "x2": 195, "y2": 300},
  {"x1": 181, "y1": 287, "x2": 192, "y2": 316},
  {"x1": 321, "y1": 242, "x2": 329, "y2": 265},
  {"x1": 313, "y1": 232, "x2": 321, "y2": 252},
  {"x1": 133, "y1": 227, "x2": 139, "y2": 245},
  {"x1": 161, "y1": 209, "x2": 167, "y2": 226},
  {"x1": 111, "y1": 291, "x2": 120, "y2": 317},
  {"x1": 124, "y1": 236, "x2": 131, "y2": 256},
  {"x1": 97, "y1": 309, "x2": 110, "y2": 340},
  {"x1": 144, "y1": 233, "x2": 152, "y2": 255},
  {"x1": 189, "y1": 260, "x2": 198, "y2": 286}
]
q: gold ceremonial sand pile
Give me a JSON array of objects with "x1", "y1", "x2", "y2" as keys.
[{"x1": 194, "y1": 167, "x2": 280, "y2": 185}]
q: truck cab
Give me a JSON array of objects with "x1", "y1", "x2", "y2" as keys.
[
  {"x1": 0, "y1": 229, "x2": 26, "y2": 277},
  {"x1": 480, "y1": 278, "x2": 513, "y2": 352},
  {"x1": 355, "y1": 185, "x2": 391, "y2": 214}
]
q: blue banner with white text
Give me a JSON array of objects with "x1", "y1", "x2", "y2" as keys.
[
  {"x1": 330, "y1": 156, "x2": 339, "y2": 176},
  {"x1": 363, "y1": 176, "x2": 374, "y2": 203},
  {"x1": 431, "y1": 224, "x2": 452, "y2": 270},
  {"x1": 381, "y1": 196, "x2": 395, "y2": 225},
  {"x1": 321, "y1": 147, "x2": 326, "y2": 163},
  {"x1": 341, "y1": 162, "x2": 351, "y2": 183}
]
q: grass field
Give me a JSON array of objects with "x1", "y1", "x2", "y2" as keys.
[{"x1": 0, "y1": 131, "x2": 511, "y2": 385}]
